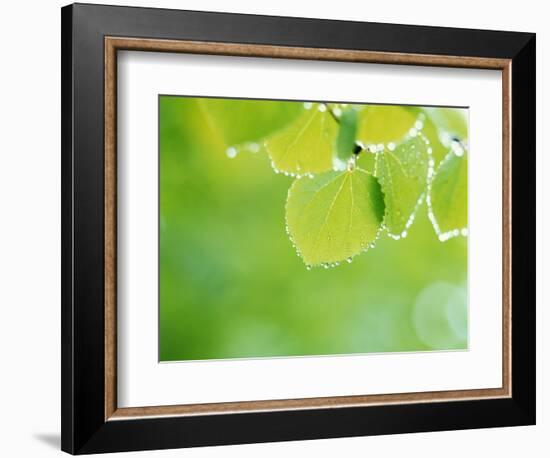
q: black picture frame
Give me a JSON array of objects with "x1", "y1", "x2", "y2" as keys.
[{"x1": 61, "y1": 3, "x2": 536, "y2": 454}]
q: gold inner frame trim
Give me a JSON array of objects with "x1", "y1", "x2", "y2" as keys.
[{"x1": 104, "y1": 36, "x2": 512, "y2": 421}]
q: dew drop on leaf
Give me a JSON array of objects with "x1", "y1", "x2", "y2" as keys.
[{"x1": 226, "y1": 147, "x2": 237, "y2": 158}]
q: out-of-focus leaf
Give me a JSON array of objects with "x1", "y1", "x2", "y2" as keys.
[
  {"x1": 335, "y1": 108, "x2": 359, "y2": 162},
  {"x1": 265, "y1": 103, "x2": 338, "y2": 175},
  {"x1": 285, "y1": 168, "x2": 384, "y2": 266},
  {"x1": 197, "y1": 97, "x2": 302, "y2": 151},
  {"x1": 425, "y1": 107, "x2": 469, "y2": 142},
  {"x1": 357, "y1": 105, "x2": 417, "y2": 145}
]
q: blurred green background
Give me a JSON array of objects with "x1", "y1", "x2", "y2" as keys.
[{"x1": 159, "y1": 96, "x2": 468, "y2": 362}]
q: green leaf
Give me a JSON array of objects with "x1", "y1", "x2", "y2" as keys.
[
  {"x1": 428, "y1": 148, "x2": 468, "y2": 237},
  {"x1": 375, "y1": 135, "x2": 430, "y2": 236},
  {"x1": 357, "y1": 105, "x2": 417, "y2": 145},
  {"x1": 356, "y1": 151, "x2": 376, "y2": 173},
  {"x1": 285, "y1": 168, "x2": 384, "y2": 267},
  {"x1": 197, "y1": 98, "x2": 302, "y2": 152},
  {"x1": 265, "y1": 103, "x2": 338, "y2": 175},
  {"x1": 425, "y1": 107, "x2": 468, "y2": 142},
  {"x1": 336, "y1": 108, "x2": 359, "y2": 162}
]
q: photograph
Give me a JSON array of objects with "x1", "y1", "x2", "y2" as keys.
[{"x1": 159, "y1": 97, "x2": 469, "y2": 362}]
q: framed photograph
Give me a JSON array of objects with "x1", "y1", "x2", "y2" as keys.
[{"x1": 61, "y1": 3, "x2": 536, "y2": 454}]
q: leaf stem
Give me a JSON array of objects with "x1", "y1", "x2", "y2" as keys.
[{"x1": 323, "y1": 103, "x2": 341, "y2": 125}]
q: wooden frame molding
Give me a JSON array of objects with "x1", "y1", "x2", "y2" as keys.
[{"x1": 104, "y1": 36, "x2": 512, "y2": 421}]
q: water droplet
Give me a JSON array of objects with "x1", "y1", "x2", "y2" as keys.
[
  {"x1": 226, "y1": 147, "x2": 237, "y2": 158},
  {"x1": 414, "y1": 120, "x2": 424, "y2": 130},
  {"x1": 246, "y1": 142, "x2": 260, "y2": 153},
  {"x1": 461, "y1": 228, "x2": 469, "y2": 236},
  {"x1": 303, "y1": 102, "x2": 313, "y2": 110},
  {"x1": 332, "y1": 107, "x2": 342, "y2": 117},
  {"x1": 332, "y1": 157, "x2": 347, "y2": 172},
  {"x1": 451, "y1": 141, "x2": 465, "y2": 157},
  {"x1": 439, "y1": 131, "x2": 452, "y2": 147},
  {"x1": 408, "y1": 127, "x2": 418, "y2": 137},
  {"x1": 318, "y1": 104, "x2": 327, "y2": 112},
  {"x1": 387, "y1": 142, "x2": 396, "y2": 151}
]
